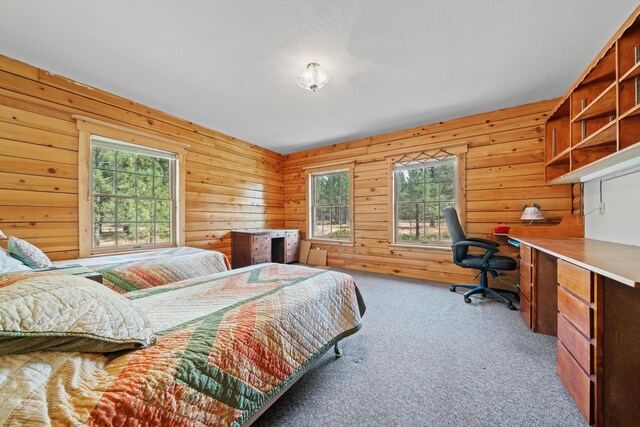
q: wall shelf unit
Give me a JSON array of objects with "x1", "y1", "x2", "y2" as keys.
[{"x1": 545, "y1": 9, "x2": 640, "y2": 184}]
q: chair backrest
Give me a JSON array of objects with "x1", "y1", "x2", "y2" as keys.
[{"x1": 444, "y1": 206, "x2": 467, "y2": 260}]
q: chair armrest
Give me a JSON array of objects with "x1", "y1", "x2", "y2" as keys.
[
  {"x1": 466, "y1": 237, "x2": 500, "y2": 247},
  {"x1": 452, "y1": 240, "x2": 498, "y2": 267}
]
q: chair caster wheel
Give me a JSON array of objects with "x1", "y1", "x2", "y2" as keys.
[
  {"x1": 508, "y1": 304, "x2": 517, "y2": 311},
  {"x1": 449, "y1": 286, "x2": 456, "y2": 292},
  {"x1": 335, "y1": 348, "x2": 343, "y2": 358},
  {"x1": 464, "y1": 297, "x2": 471, "y2": 304},
  {"x1": 481, "y1": 292, "x2": 487, "y2": 298}
]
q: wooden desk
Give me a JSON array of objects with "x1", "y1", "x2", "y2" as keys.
[
  {"x1": 510, "y1": 235, "x2": 640, "y2": 426},
  {"x1": 231, "y1": 229, "x2": 299, "y2": 269}
]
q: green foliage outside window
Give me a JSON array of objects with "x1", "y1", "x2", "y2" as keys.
[
  {"x1": 92, "y1": 143, "x2": 174, "y2": 249},
  {"x1": 311, "y1": 171, "x2": 351, "y2": 239},
  {"x1": 394, "y1": 158, "x2": 456, "y2": 244}
]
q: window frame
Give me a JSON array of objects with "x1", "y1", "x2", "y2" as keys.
[
  {"x1": 305, "y1": 162, "x2": 355, "y2": 245},
  {"x1": 76, "y1": 116, "x2": 189, "y2": 257},
  {"x1": 387, "y1": 145, "x2": 467, "y2": 250}
]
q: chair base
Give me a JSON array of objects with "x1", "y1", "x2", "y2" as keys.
[{"x1": 450, "y1": 283, "x2": 519, "y2": 311}]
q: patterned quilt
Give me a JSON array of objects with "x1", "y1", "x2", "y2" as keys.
[
  {"x1": 0, "y1": 263, "x2": 365, "y2": 426},
  {"x1": 89, "y1": 249, "x2": 230, "y2": 293}
]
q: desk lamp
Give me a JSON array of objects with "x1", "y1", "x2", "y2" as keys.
[{"x1": 521, "y1": 204, "x2": 545, "y2": 225}]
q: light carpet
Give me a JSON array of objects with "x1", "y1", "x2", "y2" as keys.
[{"x1": 254, "y1": 268, "x2": 586, "y2": 427}]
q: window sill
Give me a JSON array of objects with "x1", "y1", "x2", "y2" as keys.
[
  {"x1": 90, "y1": 243, "x2": 176, "y2": 257},
  {"x1": 388, "y1": 243, "x2": 452, "y2": 251},
  {"x1": 307, "y1": 238, "x2": 355, "y2": 247}
]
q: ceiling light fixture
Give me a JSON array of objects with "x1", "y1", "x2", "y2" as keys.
[{"x1": 297, "y1": 63, "x2": 329, "y2": 92}]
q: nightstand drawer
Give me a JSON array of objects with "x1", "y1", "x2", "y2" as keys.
[
  {"x1": 558, "y1": 286, "x2": 592, "y2": 338},
  {"x1": 558, "y1": 259, "x2": 592, "y2": 303},
  {"x1": 558, "y1": 313, "x2": 592, "y2": 375}
]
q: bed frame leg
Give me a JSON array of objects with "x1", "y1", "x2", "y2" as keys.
[{"x1": 334, "y1": 341, "x2": 343, "y2": 358}]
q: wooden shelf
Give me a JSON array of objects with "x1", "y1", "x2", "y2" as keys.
[
  {"x1": 548, "y1": 142, "x2": 640, "y2": 184},
  {"x1": 573, "y1": 121, "x2": 617, "y2": 150},
  {"x1": 545, "y1": 148, "x2": 571, "y2": 166},
  {"x1": 572, "y1": 82, "x2": 617, "y2": 122},
  {"x1": 620, "y1": 60, "x2": 640, "y2": 82},
  {"x1": 620, "y1": 103, "x2": 640, "y2": 119}
]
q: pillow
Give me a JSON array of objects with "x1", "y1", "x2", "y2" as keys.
[
  {"x1": 0, "y1": 271, "x2": 157, "y2": 355},
  {"x1": 7, "y1": 236, "x2": 53, "y2": 269},
  {"x1": 0, "y1": 249, "x2": 31, "y2": 274}
]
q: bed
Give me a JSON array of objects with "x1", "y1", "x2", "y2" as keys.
[{"x1": 0, "y1": 255, "x2": 366, "y2": 426}]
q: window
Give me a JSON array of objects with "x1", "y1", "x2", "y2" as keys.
[
  {"x1": 308, "y1": 166, "x2": 353, "y2": 241},
  {"x1": 91, "y1": 136, "x2": 176, "y2": 250},
  {"x1": 393, "y1": 156, "x2": 457, "y2": 245}
]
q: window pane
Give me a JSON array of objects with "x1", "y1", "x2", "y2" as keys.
[
  {"x1": 136, "y1": 155, "x2": 154, "y2": 175},
  {"x1": 314, "y1": 206, "x2": 326, "y2": 237},
  {"x1": 115, "y1": 151, "x2": 135, "y2": 172},
  {"x1": 116, "y1": 172, "x2": 135, "y2": 196},
  {"x1": 434, "y1": 162, "x2": 455, "y2": 181},
  {"x1": 116, "y1": 198, "x2": 136, "y2": 222},
  {"x1": 156, "y1": 200, "x2": 171, "y2": 222},
  {"x1": 397, "y1": 203, "x2": 423, "y2": 241},
  {"x1": 94, "y1": 223, "x2": 115, "y2": 247},
  {"x1": 155, "y1": 222, "x2": 171, "y2": 243},
  {"x1": 136, "y1": 174, "x2": 154, "y2": 198},
  {"x1": 314, "y1": 175, "x2": 330, "y2": 205},
  {"x1": 154, "y1": 173, "x2": 170, "y2": 198},
  {"x1": 439, "y1": 203, "x2": 454, "y2": 242},
  {"x1": 154, "y1": 158, "x2": 170, "y2": 176},
  {"x1": 424, "y1": 203, "x2": 439, "y2": 242},
  {"x1": 425, "y1": 183, "x2": 438, "y2": 201},
  {"x1": 441, "y1": 182, "x2": 455, "y2": 201},
  {"x1": 137, "y1": 199, "x2": 154, "y2": 222},
  {"x1": 93, "y1": 197, "x2": 115, "y2": 222},
  {"x1": 118, "y1": 223, "x2": 136, "y2": 246},
  {"x1": 92, "y1": 168, "x2": 114, "y2": 195},
  {"x1": 137, "y1": 223, "x2": 154, "y2": 245},
  {"x1": 92, "y1": 147, "x2": 115, "y2": 170},
  {"x1": 340, "y1": 206, "x2": 351, "y2": 237}
]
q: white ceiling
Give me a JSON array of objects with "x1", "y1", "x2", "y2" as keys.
[{"x1": 1, "y1": 1, "x2": 638, "y2": 154}]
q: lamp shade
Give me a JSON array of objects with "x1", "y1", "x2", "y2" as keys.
[{"x1": 521, "y1": 205, "x2": 545, "y2": 221}]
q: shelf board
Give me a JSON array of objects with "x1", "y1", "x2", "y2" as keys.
[
  {"x1": 620, "y1": 103, "x2": 640, "y2": 120},
  {"x1": 571, "y1": 82, "x2": 617, "y2": 123},
  {"x1": 573, "y1": 120, "x2": 618, "y2": 150},
  {"x1": 548, "y1": 142, "x2": 640, "y2": 184},
  {"x1": 545, "y1": 147, "x2": 571, "y2": 166},
  {"x1": 620, "y1": 61, "x2": 640, "y2": 82}
]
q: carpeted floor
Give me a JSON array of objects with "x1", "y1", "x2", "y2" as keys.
[{"x1": 254, "y1": 268, "x2": 587, "y2": 427}]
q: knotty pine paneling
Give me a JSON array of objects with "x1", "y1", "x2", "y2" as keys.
[
  {"x1": 284, "y1": 99, "x2": 571, "y2": 285},
  {"x1": 0, "y1": 55, "x2": 284, "y2": 261}
]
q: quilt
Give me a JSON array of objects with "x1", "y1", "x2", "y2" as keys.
[{"x1": 0, "y1": 263, "x2": 365, "y2": 426}]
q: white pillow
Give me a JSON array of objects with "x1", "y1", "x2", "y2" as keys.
[{"x1": 0, "y1": 249, "x2": 30, "y2": 274}]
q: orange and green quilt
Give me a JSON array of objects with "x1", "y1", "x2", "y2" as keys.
[{"x1": 0, "y1": 263, "x2": 365, "y2": 426}]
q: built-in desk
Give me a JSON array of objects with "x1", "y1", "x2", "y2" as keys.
[{"x1": 510, "y1": 235, "x2": 640, "y2": 426}]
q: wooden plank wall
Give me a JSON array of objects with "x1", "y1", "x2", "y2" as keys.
[
  {"x1": 0, "y1": 55, "x2": 284, "y2": 261},
  {"x1": 284, "y1": 99, "x2": 572, "y2": 285}
]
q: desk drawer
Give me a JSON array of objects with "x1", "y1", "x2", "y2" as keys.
[
  {"x1": 252, "y1": 254, "x2": 271, "y2": 264},
  {"x1": 558, "y1": 260, "x2": 592, "y2": 303},
  {"x1": 253, "y1": 235, "x2": 270, "y2": 244},
  {"x1": 557, "y1": 341, "x2": 592, "y2": 424},
  {"x1": 252, "y1": 242, "x2": 271, "y2": 255},
  {"x1": 520, "y1": 244, "x2": 532, "y2": 263},
  {"x1": 285, "y1": 249, "x2": 299, "y2": 263},
  {"x1": 558, "y1": 286, "x2": 592, "y2": 338},
  {"x1": 520, "y1": 261, "x2": 532, "y2": 284},
  {"x1": 558, "y1": 313, "x2": 592, "y2": 375},
  {"x1": 520, "y1": 293, "x2": 532, "y2": 329},
  {"x1": 519, "y1": 274, "x2": 532, "y2": 302}
]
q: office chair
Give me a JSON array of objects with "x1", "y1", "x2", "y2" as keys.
[{"x1": 443, "y1": 206, "x2": 519, "y2": 310}]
